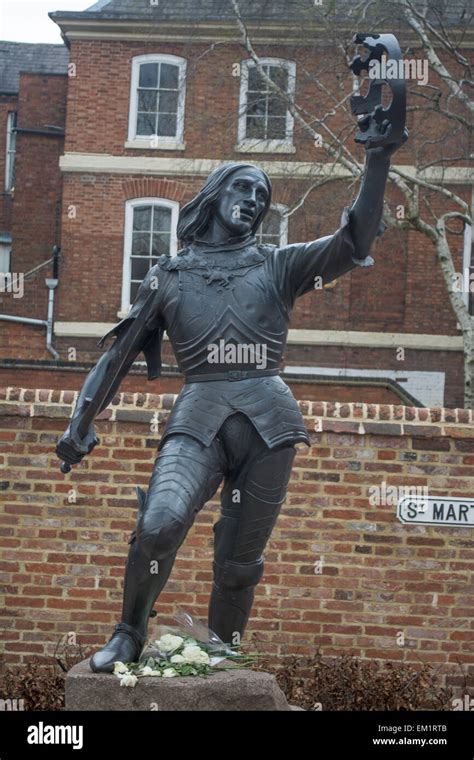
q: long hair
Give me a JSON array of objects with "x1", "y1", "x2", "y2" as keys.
[{"x1": 177, "y1": 162, "x2": 272, "y2": 244}]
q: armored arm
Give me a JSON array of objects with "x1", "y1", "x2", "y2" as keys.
[
  {"x1": 56, "y1": 267, "x2": 162, "y2": 469},
  {"x1": 347, "y1": 147, "x2": 392, "y2": 262},
  {"x1": 348, "y1": 31, "x2": 408, "y2": 260},
  {"x1": 56, "y1": 323, "x2": 150, "y2": 468}
]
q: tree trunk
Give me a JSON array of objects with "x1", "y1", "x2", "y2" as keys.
[{"x1": 435, "y1": 231, "x2": 474, "y2": 409}]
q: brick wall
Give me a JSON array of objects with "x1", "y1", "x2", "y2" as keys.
[
  {"x1": 1, "y1": 387, "x2": 473, "y2": 693},
  {"x1": 52, "y1": 36, "x2": 465, "y2": 338},
  {"x1": 65, "y1": 38, "x2": 442, "y2": 164},
  {"x1": 55, "y1": 170, "x2": 464, "y2": 334},
  {"x1": 0, "y1": 95, "x2": 17, "y2": 234},
  {"x1": 0, "y1": 73, "x2": 67, "y2": 322},
  {"x1": 0, "y1": 36, "x2": 469, "y2": 411},
  {"x1": 0, "y1": 366, "x2": 409, "y2": 405}
]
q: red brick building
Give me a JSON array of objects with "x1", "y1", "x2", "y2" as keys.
[
  {"x1": 0, "y1": 0, "x2": 471, "y2": 408},
  {"x1": 0, "y1": 41, "x2": 69, "y2": 370}
]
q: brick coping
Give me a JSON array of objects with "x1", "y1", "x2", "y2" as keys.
[{"x1": 1, "y1": 387, "x2": 473, "y2": 439}]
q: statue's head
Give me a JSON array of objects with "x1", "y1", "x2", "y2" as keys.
[{"x1": 177, "y1": 163, "x2": 272, "y2": 244}]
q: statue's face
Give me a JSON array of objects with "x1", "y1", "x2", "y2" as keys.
[{"x1": 213, "y1": 168, "x2": 269, "y2": 238}]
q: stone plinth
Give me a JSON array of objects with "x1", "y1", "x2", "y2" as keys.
[{"x1": 65, "y1": 659, "x2": 292, "y2": 711}]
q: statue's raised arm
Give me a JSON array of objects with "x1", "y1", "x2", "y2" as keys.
[{"x1": 347, "y1": 32, "x2": 408, "y2": 260}]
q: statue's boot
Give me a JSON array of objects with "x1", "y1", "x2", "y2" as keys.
[{"x1": 90, "y1": 487, "x2": 177, "y2": 673}]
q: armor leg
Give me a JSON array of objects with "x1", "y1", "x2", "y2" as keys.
[
  {"x1": 90, "y1": 435, "x2": 225, "y2": 673},
  {"x1": 208, "y1": 438, "x2": 295, "y2": 645}
]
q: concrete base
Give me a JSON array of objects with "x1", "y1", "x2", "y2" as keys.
[{"x1": 65, "y1": 658, "x2": 292, "y2": 711}]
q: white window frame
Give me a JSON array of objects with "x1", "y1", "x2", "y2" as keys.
[
  {"x1": 256, "y1": 203, "x2": 288, "y2": 247},
  {"x1": 0, "y1": 242, "x2": 12, "y2": 273},
  {"x1": 126, "y1": 54, "x2": 187, "y2": 151},
  {"x1": 5, "y1": 111, "x2": 17, "y2": 191},
  {"x1": 120, "y1": 197, "x2": 179, "y2": 315},
  {"x1": 236, "y1": 58, "x2": 296, "y2": 154}
]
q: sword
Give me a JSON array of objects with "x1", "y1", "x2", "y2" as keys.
[{"x1": 59, "y1": 287, "x2": 157, "y2": 474}]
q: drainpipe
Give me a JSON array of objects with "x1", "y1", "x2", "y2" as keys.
[
  {"x1": 0, "y1": 246, "x2": 61, "y2": 360},
  {"x1": 45, "y1": 247, "x2": 60, "y2": 360}
]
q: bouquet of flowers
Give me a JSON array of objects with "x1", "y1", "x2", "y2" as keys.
[{"x1": 113, "y1": 611, "x2": 255, "y2": 688}]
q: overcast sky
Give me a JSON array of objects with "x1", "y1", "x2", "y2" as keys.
[{"x1": 0, "y1": 0, "x2": 94, "y2": 44}]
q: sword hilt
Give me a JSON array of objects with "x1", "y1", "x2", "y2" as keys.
[{"x1": 58, "y1": 397, "x2": 93, "y2": 476}]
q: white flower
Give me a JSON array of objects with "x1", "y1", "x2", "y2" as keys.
[
  {"x1": 162, "y1": 668, "x2": 177, "y2": 678},
  {"x1": 155, "y1": 634, "x2": 184, "y2": 652},
  {"x1": 119, "y1": 673, "x2": 138, "y2": 687},
  {"x1": 113, "y1": 661, "x2": 129, "y2": 675},
  {"x1": 170, "y1": 654, "x2": 185, "y2": 664},
  {"x1": 181, "y1": 645, "x2": 210, "y2": 665},
  {"x1": 140, "y1": 666, "x2": 161, "y2": 677}
]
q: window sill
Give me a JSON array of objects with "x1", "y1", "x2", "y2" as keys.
[
  {"x1": 234, "y1": 140, "x2": 296, "y2": 154},
  {"x1": 117, "y1": 309, "x2": 131, "y2": 319},
  {"x1": 125, "y1": 139, "x2": 186, "y2": 151}
]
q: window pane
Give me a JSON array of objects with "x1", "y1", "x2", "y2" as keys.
[
  {"x1": 159, "y1": 90, "x2": 178, "y2": 114},
  {"x1": 257, "y1": 209, "x2": 283, "y2": 246},
  {"x1": 131, "y1": 256, "x2": 152, "y2": 280},
  {"x1": 133, "y1": 206, "x2": 152, "y2": 231},
  {"x1": 248, "y1": 66, "x2": 264, "y2": 91},
  {"x1": 5, "y1": 112, "x2": 17, "y2": 192},
  {"x1": 131, "y1": 232, "x2": 151, "y2": 256},
  {"x1": 157, "y1": 113, "x2": 177, "y2": 137},
  {"x1": 152, "y1": 232, "x2": 171, "y2": 257},
  {"x1": 139, "y1": 63, "x2": 158, "y2": 88},
  {"x1": 246, "y1": 115, "x2": 266, "y2": 139},
  {"x1": 267, "y1": 116, "x2": 286, "y2": 139},
  {"x1": 0, "y1": 244, "x2": 11, "y2": 273},
  {"x1": 159, "y1": 63, "x2": 179, "y2": 89},
  {"x1": 247, "y1": 92, "x2": 266, "y2": 117},
  {"x1": 270, "y1": 66, "x2": 288, "y2": 91},
  {"x1": 130, "y1": 280, "x2": 140, "y2": 303},
  {"x1": 244, "y1": 65, "x2": 290, "y2": 141},
  {"x1": 268, "y1": 95, "x2": 287, "y2": 116},
  {"x1": 136, "y1": 112, "x2": 156, "y2": 135},
  {"x1": 138, "y1": 89, "x2": 158, "y2": 112},
  {"x1": 265, "y1": 210, "x2": 281, "y2": 235},
  {"x1": 128, "y1": 201, "x2": 177, "y2": 304},
  {"x1": 152, "y1": 206, "x2": 172, "y2": 232}
]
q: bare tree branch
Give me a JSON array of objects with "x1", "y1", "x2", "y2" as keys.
[{"x1": 401, "y1": 0, "x2": 474, "y2": 113}]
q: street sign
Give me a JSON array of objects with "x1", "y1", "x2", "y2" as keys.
[{"x1": 397, "y1": 496, "x2": 474, "y2": 527}]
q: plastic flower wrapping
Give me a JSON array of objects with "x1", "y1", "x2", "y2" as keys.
[{"x1": 113, "y1": 610, "x2": 255, "y2": 687}]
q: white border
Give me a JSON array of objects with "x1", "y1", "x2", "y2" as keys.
[
  {"x1": 236, "y1": 58, "x2": 296, "y2": 154},
  {"x1": 53, "y1": 323, "x2": 464, "y2": 351},
  {"x1": 5, "y1": 111, "x2": 16, "y2": 191},
  {"x1": 121, "y1": 197, "x2": 179, "y2": 313},
  {"x1": 127, "y1": 54, "x2": 187, "y2": 150},
  {"x1": 58, "y1": 154, "x2": 473, "y2": 184},
  {"x1": 397, "y1": 495, "x2": 474, "y2": 527}
]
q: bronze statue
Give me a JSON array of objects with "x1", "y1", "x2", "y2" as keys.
[{"x1": 56, "y1": 33, "x2": 407, "y2": 672}]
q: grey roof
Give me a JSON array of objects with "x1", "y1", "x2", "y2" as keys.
[
  {"x1": 81, "y1": 0, "x2": 314, "y2": 17},
  {"x1": 86, "y1": 0, "x2": 112, "y2": 9},
  {"x1": 50, "y1": 0, "x2": 471, "y2": 25},
  {"x1": 0, "y1": 41, "x2": 69, "y2": 94}
]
